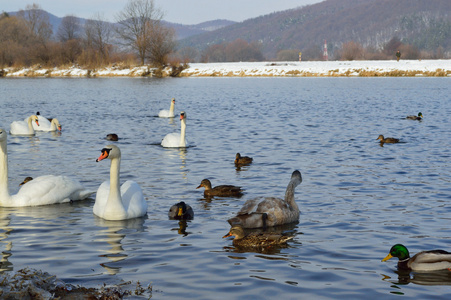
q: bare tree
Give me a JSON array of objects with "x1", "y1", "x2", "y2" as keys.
[
  {"x1": 84, "y1": 13, "x2": 113, "y2": 63},
  {"x1": 115, "y1": 0, "x2": 170, "y2": 65},
  {"x1": 17, "y1": 3, "x2": 52, "y2": 42},
  {"x1": 57, "y1": 15, "x2": 81, "y2": 42},
  {"x1": 147, "y1": 25, "x2": 175, "y2": 66}
]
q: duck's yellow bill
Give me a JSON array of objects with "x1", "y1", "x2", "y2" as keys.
[{"x1": 382, "y1": 253, "x2": 393, "y2": 262}]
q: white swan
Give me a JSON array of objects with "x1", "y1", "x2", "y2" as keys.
[
  {"x1": 94, "y1": 144, "x2": 148, "y2": 220},
  {"x1": 228, "y1": 170, "x2": 302, "y2": 228},
  {"x1": 0, "y1": 128, "x2": 94, "y2": 207},
  {"x1": 10, "y1": 115, "x2": 39, "y2": 136},
  {"x1": 161, "y1": 111, "x2": 188, "y2": 148},
  {"x1": 158, "y1": 98, "x2": 175, "y2": 118},
  {"x1": 31, "y1": 116, "x2": 61, "y2": 132}
]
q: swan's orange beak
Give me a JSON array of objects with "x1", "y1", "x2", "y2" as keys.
[
  {"x1": 96, "y1": 149, "x2": 109, "y2": 162},
  {"x1": 223, "y1": 231, "x2": 232, "y2": 238},
  {"x1": 35, "y1": 119, "x2": 40, "y2": 126},
  {"x1": 57, "y1": 125, "x2": 62, "y2": 131}
]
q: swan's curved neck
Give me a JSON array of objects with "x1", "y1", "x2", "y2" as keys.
[
  {"x1": 284, "y1": 179, "x2": 299, "y2": 211},
  {"x1": 180, "y1": 118, "x2": 186, "y2": 147},
  {"x1": 0, "y1": 139, "x2": 10, "y2": 202},
  {"x1": 103, "y1": 156, "x2": 127, "y2": 218},
  {"x1": 169, "y1": 102, "x2": 175, "y2": 114},
  {"x1": 27, "y1": 116, "x2": 34, "y2": 133}
]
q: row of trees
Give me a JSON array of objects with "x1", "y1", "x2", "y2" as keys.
[{"x1": 0, "y1": 0, "x2": 176, "y2": 70}]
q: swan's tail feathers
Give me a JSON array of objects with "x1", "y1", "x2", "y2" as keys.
[{"x1": 72, "y1": 190, "x2": 96, "y2": 201}]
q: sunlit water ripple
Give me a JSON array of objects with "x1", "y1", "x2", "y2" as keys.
[{"x1": 0, "y1": 77, "x2": 450, "y2": 299}]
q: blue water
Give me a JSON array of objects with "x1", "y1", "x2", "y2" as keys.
[{"x1": 0, "y1": 77, "x2": 451, "y2": 299}]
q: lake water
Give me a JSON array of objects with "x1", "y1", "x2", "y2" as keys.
[{"x1": 0, "y1": 76, "x2": 451, "y2": 299}]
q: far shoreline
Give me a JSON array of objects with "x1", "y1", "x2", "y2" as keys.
[{"x1": 1, "y1": 60, "x2": 450, "y2": 78}]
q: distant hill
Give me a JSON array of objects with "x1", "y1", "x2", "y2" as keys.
[
  {"x1": 7, "y1": 10, "x2": 235, "y2": 41},
  {"x1": 179, "y1": 0, "x2": 451, "y2": 59}
]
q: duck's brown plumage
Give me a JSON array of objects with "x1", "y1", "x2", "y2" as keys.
[
  {"x1": 377, "y1": 135, "x2": 399, "y2": 143},
  {"x1": 223, "y1": 225, "x2": 293, "y2": 248},
  {"x1": 106, "y1": 134, "x2": 119, "y2": 141},
  {"x1": 196, "y1": 179, "x2": 243, "y2": 197},
  {"x1": 235, "y1": 153, "x2": 253, "y2": 167},
  {"x1": 19, "y1": 176, "x2": 33, "y2": 186}
]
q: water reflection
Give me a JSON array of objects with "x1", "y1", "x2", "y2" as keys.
[
  {"x1": 0, "y1": 210, "x2": 13, "y2": 272},
  {"x1": 93, "y1": 216, "x2": 146, "y2": 275},
  {"x1": 382, "y1": 270, "x2": 451, "y2": 287}
]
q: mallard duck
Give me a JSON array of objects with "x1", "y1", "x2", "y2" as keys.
[
  {"x1": 19, "y1": 176, "x2": 33, "y2": 186},
  {"x1": 196, "y1": 179, "x2": 243, "y2": 197},
  {"x1": 382, "y1": 244, "x2": 451, "y2": 271},
  {"x1": 106, "y1": 133, "x2": 119, "y2": 141},
  {"x1": 235, "y1": 153, "x2": 253, "y2": 167},
  {"x1": 377, "y1": 135, "x2": 399, "y2": 143},
  {"x1": 168, "y1": 201, "x2": 194, "y2": 220},
  {"x1": 406, "y1": 112, "x2": 423, "y2": 120},
  {"x1": 228, "y1": 170, "x2": 302, "y2": 229},
  {"x1": 223, "y1": 225, "x2": 293, "y2": 248}
]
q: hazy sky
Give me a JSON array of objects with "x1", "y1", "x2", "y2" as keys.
[{"x1": 2, "y1": 0, "x2": 323, "y2": 24}]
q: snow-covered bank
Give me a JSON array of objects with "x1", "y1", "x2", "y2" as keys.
[
  {"x1": 180, "y1": 60, "x2": 451, "y2": 77},
  {"x1": 2, "y1": 60, "x2": 451, "y2": 77}
]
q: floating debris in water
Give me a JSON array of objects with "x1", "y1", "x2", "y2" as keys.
[{"x1": 0, "y1": 267, "x2": 153, "y2": 299}]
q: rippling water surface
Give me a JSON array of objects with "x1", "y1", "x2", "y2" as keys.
[{"x1": 1, "y1": 77, "x2": 451, "y2": 299}]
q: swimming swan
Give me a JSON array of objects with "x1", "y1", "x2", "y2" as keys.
[
  {"x1": 31, "y1": 117, "x2": 61, "y2": 132},
  {"x1": 10, "y1": 115, "x2": 39, "y2": 136},
  {"x1": 94, "y1": 145, "x2": 148, "y2": 220},
  {"x1": 158, "y1": 98, "x2": 176, "y2": 118},
  {"x1": 228, "y1": 170, "x2": 302, "y2": 228},
  {"x1": 161, "y1": 111, "x2": 188, "y2": 148},
  {"x1": 0, "y1": 128, "x2": 94, "y2": 207}
]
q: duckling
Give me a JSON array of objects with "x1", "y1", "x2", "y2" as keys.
[
  {"x1": 406, "y1": 112, "x2": 423, "y2": 120},
  {"x1": 223, "y1": 225, "x2": 293, "y2": 248},
  {"x1": 235, "y1": 153, "x2": 253, "y2": 167},
  {"x1": 196, "y1": 179, "x2": 243, "y2": 197},
  {"x1": 382, "y1": 244, "x2": 451, "y2": 271},
  {"x1": 228, "y1": 170, "x2": 302, "y2": 229},
  {"x1": 106, "y1": 133, "x2": 119, "y2": 141},
  {"x1": 19, "y1": 176, "x2": 33, "y2": 186},
  {"x1": 168, "y1": 201, "x2": 194, "y2": 220},
  {"x1": 377, "y1": 135, "x2": 399, "y2": 143}
]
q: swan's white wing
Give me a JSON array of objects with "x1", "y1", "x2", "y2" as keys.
[
  {"x1": 33, "y1": 115, "x2": 52, "y2": 131},
  {"x1": 93, "y1": 181, "x2": 110, "y2": 217},
  {"x1": 161, "y1": 133, "x2": 181, "y2": 147},
  {"x1": 158, "y1": 109, "x2": 174, "y2": 118},
  {"x1": 10, "y1": 120, "x2": 32, "y2": 135},
  {"x1": 120, "y1": 181, "x2": 147, "y2": 218},
  {"x1": 12, "y1": 175, "x2": 92, "y2": 206}
]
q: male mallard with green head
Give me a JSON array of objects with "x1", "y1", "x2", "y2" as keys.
[
  {"x1": 406, "y1": 112, "x2": 423, "y2": 120},
  {"x1": 382, "y1": 244, "x2": 451, "y2": 271}
]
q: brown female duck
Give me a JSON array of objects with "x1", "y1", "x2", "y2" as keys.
[
  {"x1": 106, "y1": 133, "x2": 119, "y2": 141},
  {"x1": 168, "y1": 201, "x2": 194, "y2": 220},
  {"x1": 223, "y1": 225, "x2": 293, "y2": 248},
  {"x1": 228, "y1": 170, "x2": 302, "y2": 229},
  {"x1": 235, "y1": 153, "x2": 253, "y2": 167},
  {"x1": 196, "y1": 179, "x2": 243, "y2": 197},
  {"x1": 19, "y1": 177, "x2": 33, "y2": 186},
  {"x1": 377, "y1": 135, "x2": 399, "y2": 143}
]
